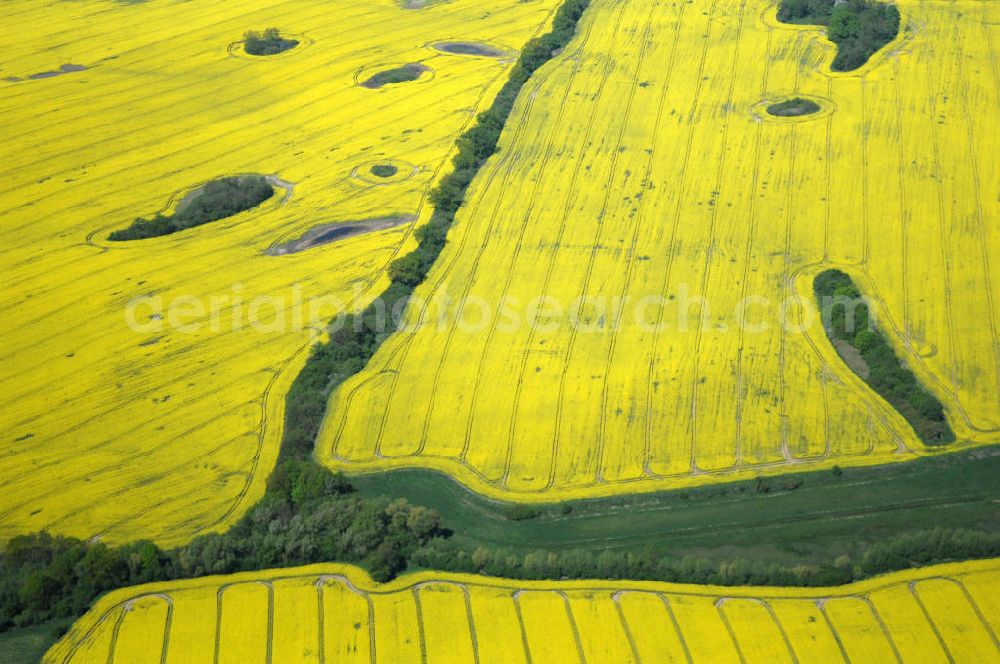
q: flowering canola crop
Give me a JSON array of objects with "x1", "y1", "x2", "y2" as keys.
[
  {"x1": 319, "y1": 0, "x2": 1000, "y2": 500},
  {"x1": 45, "y1": 559, "x2": 1000, "y2": 662},
  {"x1": 0, "y1": 0, "x2": 561, "y2": 546}
]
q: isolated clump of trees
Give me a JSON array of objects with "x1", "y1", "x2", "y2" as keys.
[
  {"x1": 108, "y1": 176, "x2": 273, "y2": 241},
  {"x1": 370, "y1": 163, "x2": 399, "y2": 178},
  {"x1": 244, "y1": 28, "x2": 299, "y2": 56},
  {"x1": 814, "y1": 269, "x2": 954, "y2": 445},
  {"x1": 778, "y1": 0, "x2": 900, "y2": 71}
]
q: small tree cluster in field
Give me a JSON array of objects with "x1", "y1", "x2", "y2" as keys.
[
  {"x1": 814, "y1": 269, "x2": 954, "y2": 445},
  {"x1": 777, "y1": 0, "x2": 900, "y2": 71},
  {"x1": 243, "y1": 28, "x2": 299, "y2": 56},
  {"x1": 108, "y1": 176, "x2": 273, "y2": 241},
  {"x1": 370, "y1": 163, "x2": 399, "y2": 178}
]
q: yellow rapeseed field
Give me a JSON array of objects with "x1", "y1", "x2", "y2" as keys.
[
  {"x1": 45, "y1": 559, "x2": 1000, "y2": 662},
  {"x1": 0, "y1": 0, "x2": 562, "y2": 546},
  {"x1": 319, "y1": 0, "x2": 1000, "y2": 500}
]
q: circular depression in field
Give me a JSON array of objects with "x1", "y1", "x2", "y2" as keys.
[
  {"x1": 355, "y1": 62, "x2": 435, "y2": 89},
  {"x1": 428, "y1": 40, "x2": 512, "y2": 59},
  {"x1": 751, "y1": 94, "x2": 836, "y2": 123},
  {"x1": 352, "y1": 159, "x2": 419, "y2": 185}
]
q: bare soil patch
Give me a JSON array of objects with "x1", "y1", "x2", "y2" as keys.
[
  {"x1": 268, "y1": 215, "x2": 414, "y2": 255},
  {"x1": 432, "y1": 41, "x2": 504, "y2": 57},
  {"x1": 833, "y1": 339, "x2": 871, "y2": 380},
  {"x1": 27, "y1": 64, "x2": 88, "y2": 80}
]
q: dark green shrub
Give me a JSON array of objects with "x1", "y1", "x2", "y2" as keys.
[
  {"x1": 370, "y1": 164, "x2": 399, "y2": 178},
  {"x1": 244, "y1": 28, "x2": 299, "y2": 56},
  {"x1": 108, "y1": 176, "x2": 273, "y2": 241}
]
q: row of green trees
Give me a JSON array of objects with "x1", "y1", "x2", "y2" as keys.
[
  {"x1": 814, "y1": 269, "x2": 954, "y2": 444},
  {"x1": 778, "y1": 0, "x2": 900, "y2": 71},
  {"x1": 279, "y1": 0, "x2": 593, "y2": 465},
  {"x1": 108, "y1": 176, "x2": 274, "y2": 241},
  {"x1": 416, "y1": 527, "x2": 1000, "y2": 588},
  {"x1": 7, "y1": 513, "x2": 997, "y2": 631}
]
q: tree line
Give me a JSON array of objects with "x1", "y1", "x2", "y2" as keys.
[
  {"x1": 5, "y1": 499, "x2": 998, "y2": 632},
  {"x1": 0, "y1": 461, "x2": 443, "y2": 632},
  {"x1": 814, "y1": 269, "x2": 954, "y2": 445}
]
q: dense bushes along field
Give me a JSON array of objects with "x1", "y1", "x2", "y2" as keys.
[
  {"x1": 108, "y1": 176, "x2": 273, "y2": 241},
  {"x1": 814, "y1": 269, "x2": 954, "y2": 445},
  {"x1": 778, "y1": 0, "x2": 900, "y2": 71},
  {"x1": 4, "y1": 474, "x2": 999, "y2": 631}
]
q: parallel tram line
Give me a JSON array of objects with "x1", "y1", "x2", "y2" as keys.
[
  {"x1": 687, "y1": 0, "x2": 751, "y2": 472},
  {"x1": 907, "y1": 581, "x2": 956, "y2": 663},
  {"x1": 558, "y1": 591, "x2": 589, "y2": 664},
  {"x1": 655, "y1": 594, "x2": 694, "y2": 664},
  {"x1": 502, "y1": 0, "x2": 632, "y2": 487},
  {"x1": 329, "y1": 1, "x2": 568, "y2": 461},
  {"x1": 456, "y1": 6, "x2": 605, "y2": 468},
  {"x1": 777, "y1": 33, "x2": 802, "y2": 463},
  {"x1": 640, "y1": 0, "x2": 721, "y2": 475},
  {"x1": 732, "y1": 25, "x2": 775, "y2": 469},
  {"x1": 859, "y1": 595, "x2": 905, "y2": 664},
  {"x1": 815, "y1": 599, "x2": 852, "y2": 664},
  {"x1": 713, "y1": 598, "x2": 748, "y2": 664},
  {"x1": 0, "y1": 1, "x2": 539, "y2": 195},
  {"x1": 947, "y1": 0, "x2": 1000, "y2": 409},
  {"x1": 549, "y1": 0, "x2": 660, "y2": 488},
  {"x1": 611, "y1": 591, "x2": 643, "y2": 664},
  {"x1": 54, "y1": 566, "x2": 1000, "y2": 663},
  {"x1": 408, "y1": 15, "x2": 589, "y2": 459},
  {"x1": 596, "y1": 0, "x2": 688, "y2": 482}
]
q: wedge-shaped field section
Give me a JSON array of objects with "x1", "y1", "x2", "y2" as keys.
[
  {"x1": 319, "y1": 0, "x2": 1000, "y2": 500},
  {"x1": 47, "y1": 559, "x2": 1000, "y2": 663},
  {"x1": 0, "y1": 0, "x2": 561, "y2": 546}
]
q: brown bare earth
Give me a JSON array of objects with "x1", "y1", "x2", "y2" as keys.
[
  {"x1": 30, "y1": 63, "x2": 88, "y2": 79},
  {"x1": 432, "y1": 41, "x2": 504, "y2": 57},
  {"x1": 833, "y1": 339, "x2": 871, "y2": 380},
  {"x1": 267, "y1": 215, "x2": 414, "y2": 255}
]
